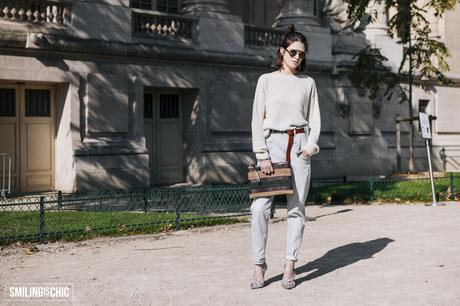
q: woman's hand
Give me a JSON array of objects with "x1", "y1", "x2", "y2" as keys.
[
  {"x1": 296, "y1": 149, "x2": 310, "y2": 159},
  {"x1": 259, "y1": 159, "x2": 273, "y2": 175}
]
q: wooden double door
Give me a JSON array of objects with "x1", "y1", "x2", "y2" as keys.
[
  {"x1": 144, "y1": 92, "x2": 184, "y2": 186},
  {"x1": 0, "y1": 84, "x2": 55, "y2": 192}
]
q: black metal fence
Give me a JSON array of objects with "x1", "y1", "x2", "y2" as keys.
[
  {"x1": 0, "y1": 184, "x2": 251, "y2": 245},
  {"x1": 1, "y1": 174, "x2": 459, "y2": 245},
  {"x1": 309, "y1": 173, "x2": 460, "y2": 204}
]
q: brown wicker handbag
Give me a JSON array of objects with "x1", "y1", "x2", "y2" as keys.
[
  {"x1": 248, "y1": 97, "x2": 312, "y2": 199},
  {"x1": 247, "y1": 161, "x2": 294, "y2": 199}
]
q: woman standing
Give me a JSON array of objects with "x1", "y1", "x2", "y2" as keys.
[{"x1": 250, "y1": 25, "x2": 321, "y2": 290}]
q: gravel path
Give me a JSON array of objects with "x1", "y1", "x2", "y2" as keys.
[{"x1": 1, "y1": 203, "x2": 460, "y2": 305}]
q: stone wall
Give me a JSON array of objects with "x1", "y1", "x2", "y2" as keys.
[{"x1": 0, "y1": 0, "x2": 458, "y2": 192}]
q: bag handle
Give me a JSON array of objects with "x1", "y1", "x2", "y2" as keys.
[{"x1": 248, "y1": 164, "x2": 261, "y2": 183}]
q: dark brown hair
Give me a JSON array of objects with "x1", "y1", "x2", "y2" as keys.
[{"x1": 275, "y1": 24, "x2": 308, "y2": 72}]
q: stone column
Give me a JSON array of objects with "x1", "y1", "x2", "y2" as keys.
[
  {"x1": 427, "y1": 11, "x2": 442, "y2": 39},
  {"x1": 364, "y1": 1, "x2": 402, "y2": 72},
  {"x1": 364, "y1": 1, "x2": 388, "y2": 36},
  {"x1": 181, "y1": 0, "x2": 234, "y2": 19},
  {"x1": 180, "y1": 0, "x2": 244, "y2": 52},
  {"x1": 273, "y1": 0, "x2": 332, "y2": 63},
  {"x1": 273, "y1": 0, "x2": 319, "y2": 28}
]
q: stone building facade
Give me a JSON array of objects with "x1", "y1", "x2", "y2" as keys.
[{"x1": 0, "y1": 0, "x2": 458, "y2": 192}]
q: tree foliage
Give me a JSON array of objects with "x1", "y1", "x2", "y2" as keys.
[
  {"x1": 347, "y1": 0, "x2": 456, "y2": 103},
  {"x1": 347, "y1": 0, "x2": 457, "y2": 172},
  {"x1": 349, "y1": 46, "x2": 402, "y2": 100}
]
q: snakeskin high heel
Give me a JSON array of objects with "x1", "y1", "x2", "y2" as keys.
[
  {"x1": 250, "y1": 262, "x2": 268, "y2": 289},
  {"x1": 281, "y1": 264, "x2": 296, "y2": 290}
]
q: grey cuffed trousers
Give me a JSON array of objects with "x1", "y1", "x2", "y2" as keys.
[{"x1": 251, "y1": 128, "x2": 312, "y2": 264}]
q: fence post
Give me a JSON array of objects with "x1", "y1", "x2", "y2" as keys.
[
  {"x1": 39, "y1": 196, "x2": 45, "y2": 243},
  {"x1": 57, "y1": 190, "x2": 62, "y2": 212},
  {"x1": 143, "y1": 189, "x2": 148, "y2": 212},
  {"x1": 368, "y1": 179, "x2": 375, "y2": 202},
  {"x1": 175, "y1": 190, "x2": 182, "y2": 231},
  {"x1": 450, "y1": 173, "x2": 455, "y2": 201},
  {"x1": 395, "y1": 115, "x2": 402, "y2": 173}
]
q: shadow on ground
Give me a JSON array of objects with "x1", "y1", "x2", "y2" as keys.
[
  {"x1": 313, "y1": 208, "x2": 354, "y2": 220},
  {"x1": 265, "y1": 237, "x2": 394, "y2": 287}
]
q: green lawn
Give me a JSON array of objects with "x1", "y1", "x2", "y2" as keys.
[
  {"x1": 2, "y1": 176, "x2": 458, "y2": 244},
  {"x1": 0, "y1": 210, "x2": 248, "y2": 245},
  {"x1": 309, "y1": 176, "x2": 459, "y2": 204}
]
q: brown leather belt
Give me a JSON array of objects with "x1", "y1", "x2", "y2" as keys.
[
  {"x1": 286, "y1": 128, "x2": 305, "y2": 163},
  {"x1": 271, "y1": 128, "x2": 305, "y2": 163}
]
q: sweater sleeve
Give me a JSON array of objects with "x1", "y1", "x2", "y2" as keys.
[
  {"x1": 251, "y1": 75, "x2": 270, "y2": 160},
  {"x1": 301, "y1": 79, "x2": 321, "y2": 156}
]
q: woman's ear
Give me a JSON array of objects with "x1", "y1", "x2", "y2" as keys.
[{"x1": 279, "y1": 47, "x2": 285, "y2": 55}]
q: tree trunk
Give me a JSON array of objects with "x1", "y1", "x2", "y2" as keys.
[
  {"x1": 408, "y1": 33, "x2": 415, "y2": 173},
  {"x1": 409, "y1": 120, "x2": 414, "y2": 172}
]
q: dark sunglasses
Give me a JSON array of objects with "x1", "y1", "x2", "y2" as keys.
[{"x1": 286, "y1": 48, "x2": 306, "y2": 59}]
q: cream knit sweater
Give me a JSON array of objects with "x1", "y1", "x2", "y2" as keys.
[{"x1": 251, "y1": 71, "x2": 321, "y2": 160}]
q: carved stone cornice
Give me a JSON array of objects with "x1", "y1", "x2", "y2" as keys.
[
  {"x1": 273, "y1": 0, "x2": 320, "y2": 29},
  {"x1": 180, "y1": 0, "x2": 238, "y2": 20}
]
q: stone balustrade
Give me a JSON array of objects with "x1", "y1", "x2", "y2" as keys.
[
  {"x1": 132, "y1": 10, "x2": 197, "y2": 40},
  {"x1": 0, "y1": 0, "x2": 72, "y2": 25},
  {"x1": 244, "y1": 25, "x2": 284, "y2": 47}
]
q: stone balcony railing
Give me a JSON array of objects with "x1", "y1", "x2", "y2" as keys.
[
  {"x1": 244, "y1": 25, "x2": 284, "y2": 47},
  {"x1": 0, "y1": 0, "x2": 72, "y2": 26},
  {"x1": 132, "y1": 10, "x2": 198, "y2": 41}
]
